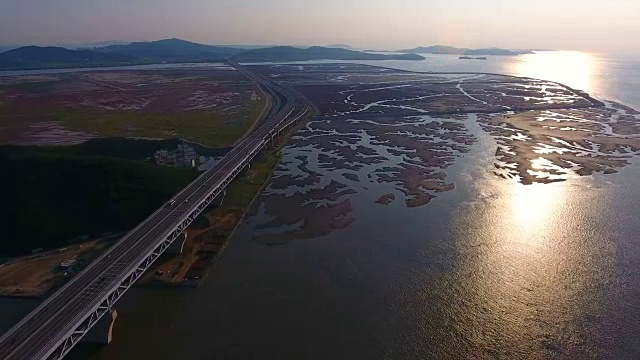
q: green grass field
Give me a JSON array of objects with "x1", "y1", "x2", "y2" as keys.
[{"x1": 54, "y1": 96, "x2": 266, "y2": 148}]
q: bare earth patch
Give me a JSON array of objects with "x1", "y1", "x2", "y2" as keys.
[{"x1": 0, "y1": 241, "x2": 105, "y2": 297}]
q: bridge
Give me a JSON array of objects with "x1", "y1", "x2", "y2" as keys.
[{"x1": 0, "y1": 61, "x2": 310, "y2": 360}]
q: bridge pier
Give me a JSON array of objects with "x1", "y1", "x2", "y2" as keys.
[
  {"x1": 166, "y1": 232, "x2": 186, "y2": 255},
  {"x1": 213, "y1": 190, "x2": 226, "y2": 207},
  {"x1": 81, "y1": 309, "x2": 117, "y2": 345}
]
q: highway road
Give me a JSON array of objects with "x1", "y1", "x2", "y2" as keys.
[{"x1": 0, "y1": 61, "x2": 309, "y2": 360}]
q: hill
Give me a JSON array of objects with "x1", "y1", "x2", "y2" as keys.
[
  {"x1": 98, "y1": 38, "x2": 243, "y2": 61},
  {"x1": 232, "y1": 46, "x2": 425, "y2": 62},
  {"x1": 0, "y1": 46, "x2": 134, "y2": 69},
  {"x1": 395, "y1": 45, "x2": 534, "y2": 56},
  {"x1": 70, "y1": 40, "x2": 131, "y2": 49}
]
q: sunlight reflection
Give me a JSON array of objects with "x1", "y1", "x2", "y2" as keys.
[
  {"x1": 516, "y1": 51, "x2": 597, "y2": 93},
  {"x1": 510, "y1": 181, "x2": 565, "y2": 231},
  {"x1": 449, "y1": 177, "x2": 610, "y2": 358}
]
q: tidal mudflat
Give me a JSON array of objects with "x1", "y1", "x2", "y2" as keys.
[
  {"x1": 479, "y1": 102, "x2": 640, "y2": 184},
  {"x1": 247, "y1": 63, "x2": 639, "y2": 242}
]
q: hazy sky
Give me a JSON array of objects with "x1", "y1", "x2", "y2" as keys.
[{"x1": 1, "y1": 0, "x2": 639, "y2": 54}]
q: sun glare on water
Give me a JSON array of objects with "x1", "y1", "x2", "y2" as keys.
[
  {"x1": 516, "y1": 51, "x2": 598, "y2": 93},
  {"x1": 509, "y1": 181, "x2": 565, "y2": 235}
]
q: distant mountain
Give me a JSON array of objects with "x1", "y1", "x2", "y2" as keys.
[
  {"x1": 98, "y1": 38, "x2": 243, "y2": 61},
  {"x1": 221, "y1": 45, "x2": 272, "y2": 50},
  {"x1": 232, "y1": 46, "x2": 425, "y2": 62},
  {"x1": 396, "y1": 45, "x2": 534, "y2": 56},
  {"x1": 0, "y1": 41, "x2": 131, "y2": 53},
  {"x1": 0, "y1": 46, "x2": 135, "y2": 70},
  {"x1": 326, "y1": 44, "x2": 354, "y2": 49},
  {"x1": 69, "y1": 40, "x2": 131, "y2": 50},
  {"x1": 0, "y1": 40, "x2": 426, "y2": 70}
]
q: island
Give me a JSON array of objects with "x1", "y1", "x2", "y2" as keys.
[
  {"x1": 459, "y1": 56, "x2": 488, "y2": 60},
  {"x1": 393, "y1": 45, "x2": 536, "y2": 56}
]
